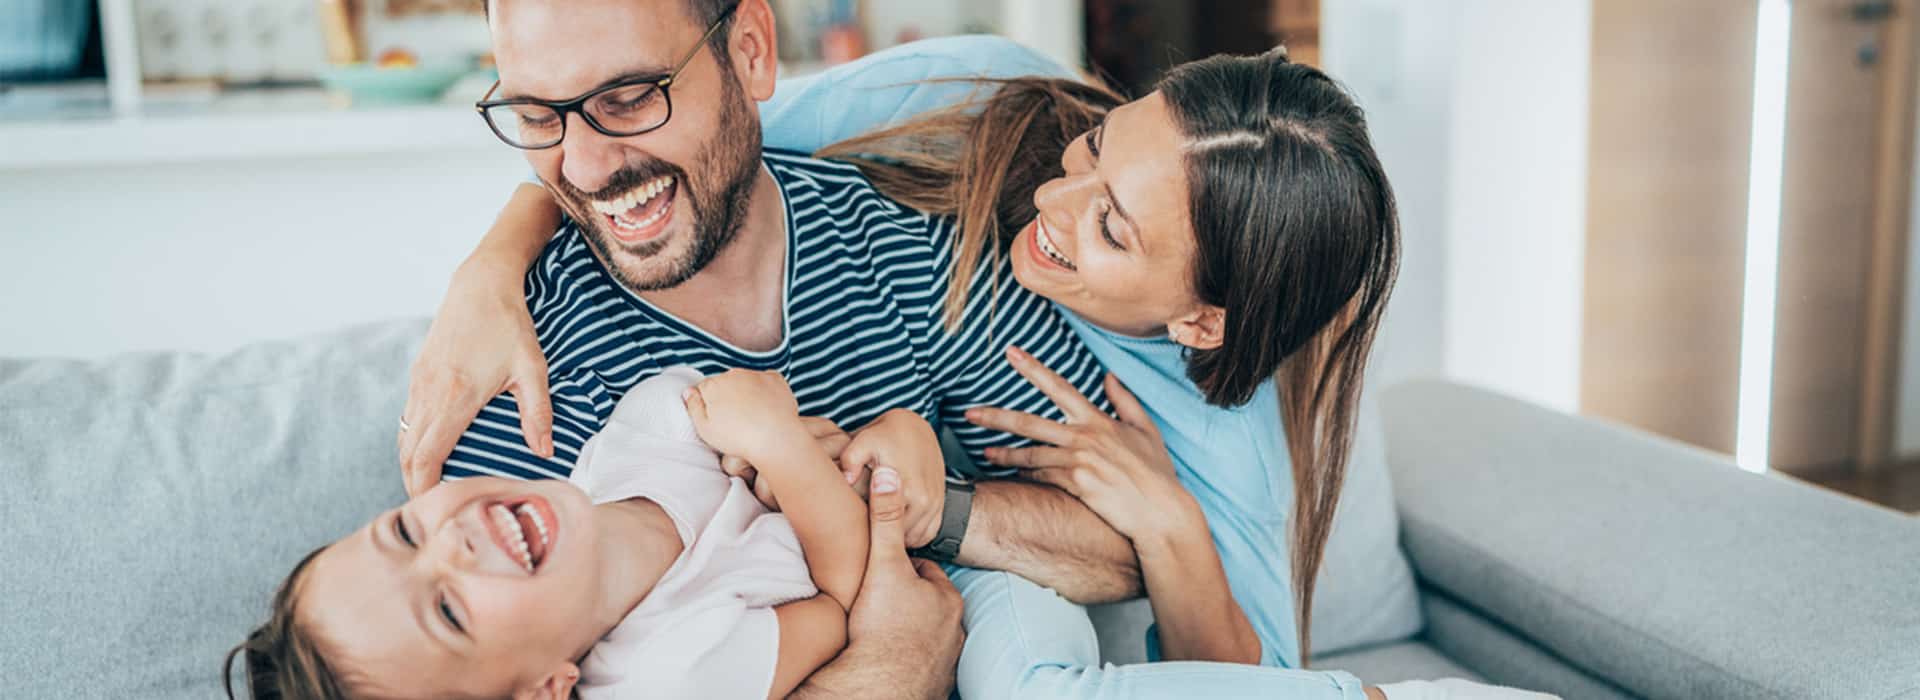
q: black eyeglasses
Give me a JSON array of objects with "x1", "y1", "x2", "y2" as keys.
[{"x1": 475, "y1": 2, "x2": 739, "y2": 150}]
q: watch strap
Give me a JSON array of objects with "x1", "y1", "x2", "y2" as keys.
[{"x1": 909, "y1": 478, "x2": 975, "y2": 562}]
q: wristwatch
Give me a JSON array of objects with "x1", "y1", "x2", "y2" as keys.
[{"x1": 908, "y1": 478, "x2": 975, "y2": 562}]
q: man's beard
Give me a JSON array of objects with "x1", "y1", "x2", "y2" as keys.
[{"x1": 552, "y1": 76, "x2": 761, "y2": 293}]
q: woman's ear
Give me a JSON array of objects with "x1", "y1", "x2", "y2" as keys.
[
  {"x1": 1168, "y1": 306, "x2": 1226, "y2": 350},
  {"x1": 730, "y1": 0, "x2": 780, "y2": 102},
  {"x1": 514, "y1": 662, "x2": 580, "y2": 700}
]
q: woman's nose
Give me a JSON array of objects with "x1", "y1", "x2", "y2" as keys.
[{"x1": 1034, "y1": 173, "x2": 1094, "y2": 215}]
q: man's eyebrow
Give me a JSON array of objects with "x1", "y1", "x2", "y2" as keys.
[{"x1": 500, "y1": 66, "x2": 672, "y2": 101}]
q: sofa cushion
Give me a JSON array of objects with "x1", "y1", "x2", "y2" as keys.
[
  {"x1": 1383, "y1": 380, "x2": 1920, "y2": 700},
  {"x1": 1418, "y1": 591, "x2": 1634, "y2": 700},
  {"x1": 1315, "y1": 640, "x2": 1481, "y2": 685},
  {"x1": 1308, "y1": 392, "x2": 1425, "y2": 655},
  {"x1": 0, "y1": 320, "x2": 421, "y2": 699}
]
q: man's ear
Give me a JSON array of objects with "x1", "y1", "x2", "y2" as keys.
[
  {"x1": 513, "y1": 662, "x2": 580, "y2": 700},
  {"x1": 1168, "y1": 305, "x2": 1226, "y2": 351},
  {"x1": 729, "y1": 0, "x2": 780, "y2": 102}
]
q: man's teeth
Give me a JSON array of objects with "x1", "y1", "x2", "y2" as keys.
[
  {"x1": 589, "y1": 175, "x2": 676, "y2": 218},
  {"x1": 1037, "y1": 222, "x2": 1075, "y2": 269},
  {"x1": 489, "y1": 503, "x2": 535, "y2": 573}
]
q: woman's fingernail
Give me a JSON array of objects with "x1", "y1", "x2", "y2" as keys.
[
  {"x1": 872, "y1": 467, "x2": 900, "y2": 494},
  {"x1": 965, "y1": 408, "x2": 981, "y2": 421}
]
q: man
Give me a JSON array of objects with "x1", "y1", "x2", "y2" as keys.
[{"x1": 399, "y1": 0, "x2": 1145, "y2": 695}]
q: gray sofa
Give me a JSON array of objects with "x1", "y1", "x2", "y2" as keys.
[{"x1": 3, "y1": 320, "x2": 1916, "y2": 699}]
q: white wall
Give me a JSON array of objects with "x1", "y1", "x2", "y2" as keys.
[
  {"x1": 1896, "y1": 67, "x2": 1920, "y2": 455},
  {"x1": 1322, "y1": 0, "x2": 1458, "y2": 391},
  {"x1": 1325, "y1": 0, "x2": 1592, "y2": 412},
  {"x1": 0, "y1": 149, "x2": 525, "y2": 358},
  {"x1": 1439, "y1": 0, "x2": 1592, "y2": 413}
]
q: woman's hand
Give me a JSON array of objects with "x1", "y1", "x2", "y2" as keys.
[
  {"x1": 965, "y1": 346, "x2": 1203, "y2": 543},
  {"x1": 399, "y1": 258, "x2": 552, "y2": 496}
]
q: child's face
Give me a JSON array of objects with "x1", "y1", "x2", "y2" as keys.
[{"x1": 301, "y1": 476, "x2": 601, "y2": 698}]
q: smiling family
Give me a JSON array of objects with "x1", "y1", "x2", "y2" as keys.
[{"x1": 225, "y1": 1, "x2": 1550, "y2": 699}]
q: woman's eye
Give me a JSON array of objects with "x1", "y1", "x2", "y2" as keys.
[
  {"x1": 439, "y1": 596, "x2": 466, "y2": 634},
  {"x1": 394, "y1": 514, "x2": 416, "y2": 548},
  {"x1": 1099, "y1": 201, "x2": 1124, "y2": 251}
]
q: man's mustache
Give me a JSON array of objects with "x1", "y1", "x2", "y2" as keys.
[{"x1": 561, "y1": 160, "x2": 686, "y2": 201}]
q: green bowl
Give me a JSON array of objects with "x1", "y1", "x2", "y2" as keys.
[{"x1": 317, "y1": 63, "x2": 469, "y2": 104}]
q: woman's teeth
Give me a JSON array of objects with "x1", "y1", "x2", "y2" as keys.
[
  {"x1": 1036, "y1": 221, "x2": 1076, "y2": 270},
  {"x1": 589, "y1": 175, "x2": 676, "y2": 230},
  {"x1": 488, "y1": 502, "x2": 550, "y2": 573}
]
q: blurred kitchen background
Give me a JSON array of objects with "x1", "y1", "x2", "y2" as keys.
[{"x1": 3, "y1": 0, "x2": 1917, "y2": 512}]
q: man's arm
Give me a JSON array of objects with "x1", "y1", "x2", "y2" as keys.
[
  {"x1": 790, "y1": 456, "x2": 967, "y2": 700},
  {"x1": 957, "y1": 479, "x2": 1143, "y2": 603}
]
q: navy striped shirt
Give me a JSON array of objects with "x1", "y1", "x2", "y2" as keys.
[{"x1": 444, "y1": 150, "x2": 1108, "y2": 482}]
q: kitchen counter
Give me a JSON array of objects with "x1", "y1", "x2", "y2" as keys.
[{"x1": 0, "y1": 82, "x2": 500, "y2": 170}]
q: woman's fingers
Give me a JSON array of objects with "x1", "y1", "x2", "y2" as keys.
[
  {"x1": 508, "y1": 361, "x2": 555, "y2": 459},
  {"x1": 1005, "y1": 346, "x2": 1101, "y2": 423},
  {"x1": 985, "y1": 444, "x2": 1076, "y2": 469},
  {"x1": 965, "y1": 406, "x2": 1078, "y2": 446},
  {"x1": 1103, "y1": 372, "x2": 1159, "y2": 436},
  {"x1": 401, "y1": 381, "x2": 490, "y2": 496},
  {"x1": 1017, "y1": 464, "x2": 1079, "y2": 496}
]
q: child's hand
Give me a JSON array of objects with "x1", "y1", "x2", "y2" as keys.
[
  {"x1": 683, "y1": 369, "x2": 811, "y2": 465},
  {"x1": 840, "y1": 409, "x2": 947, "y2": 548}
]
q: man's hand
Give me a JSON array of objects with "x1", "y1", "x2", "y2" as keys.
[
  {"x1": 399, "y1": 259, "x2": 552, "y2": 495},
  {"x1": 840, "y1": 409, "x2": 947, "y2": 548},
  {"x1": 792, "y1": 462, "x2": 965, "y2": 700}
]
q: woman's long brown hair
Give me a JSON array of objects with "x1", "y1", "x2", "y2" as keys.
[{"x1": 818, "y1": 50, "x2": 1399, "y2": 665}]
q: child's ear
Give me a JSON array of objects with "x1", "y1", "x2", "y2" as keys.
[{"x1": 514, "y1": 662, "x2": 580, "y2": 700}]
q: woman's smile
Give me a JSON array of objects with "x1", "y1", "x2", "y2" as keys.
[{"x1": 1029, "y1": 218, "x2": 1078, "y2": 271}]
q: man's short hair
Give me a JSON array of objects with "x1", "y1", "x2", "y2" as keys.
[{"x1": 485, "y1": 0, "x2": 738, "y2": 58}]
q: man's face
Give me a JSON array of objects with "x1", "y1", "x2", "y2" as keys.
[{"x1": 492, "y1": 0, "x2": 763, "y2": 292}]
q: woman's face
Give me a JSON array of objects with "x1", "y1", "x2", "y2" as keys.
[
  {"x1": 1013, "y1": 91, "x2": 1219, "y2": 341},
  {"x1": 299, "y1": 476, "x2": 600, "y2": 698}
]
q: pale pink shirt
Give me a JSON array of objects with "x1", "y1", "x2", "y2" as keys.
[{"x1": 567, "y1": 367, "x2": 819, "y2": 700}]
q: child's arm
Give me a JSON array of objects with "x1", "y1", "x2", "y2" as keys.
[
  {"x1": 683, "y1": 369, "x2": 868, "y2": 611},
  {"x1": 767, "y1": 595, "x2": 849, "y2": 699}
]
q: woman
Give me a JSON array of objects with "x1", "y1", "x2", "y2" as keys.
[{"x1": 403, "y1": 44, "x2": 1539, "y2": 700}]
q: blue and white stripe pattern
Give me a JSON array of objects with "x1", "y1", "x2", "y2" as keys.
[{"x1": 445, "y1": 150, "x2": 1108, "y2": 482}]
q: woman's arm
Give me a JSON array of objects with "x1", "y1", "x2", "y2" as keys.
[
  {"x1": 397, "y1": 182, "x2": 565, "y2": 492},
  {"x1": 468, "y1": 181, "x2": 562, "y2": 278},
  {"x1": 1134, "y1": 513, "x2": 1263, "y2": 663},
  {"x1": 967, "y1": 352, "x2": 1262, "y2": 662}
]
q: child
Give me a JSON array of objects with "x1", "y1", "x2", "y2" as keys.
[{"x1": 225, "y1": 367, "x2": 898, "y2": 699}]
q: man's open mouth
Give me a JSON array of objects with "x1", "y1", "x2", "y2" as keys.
[
  {"x1": 483, "y1": 496, "x2": 555, "y2": 574},
  {"x1": 589, "y1": 174, "x2": 678, "y2": 243}
]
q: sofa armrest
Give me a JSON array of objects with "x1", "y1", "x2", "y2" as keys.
[{"x1": 1379, "y1": 381, "x2": 1920, "y2": 700}]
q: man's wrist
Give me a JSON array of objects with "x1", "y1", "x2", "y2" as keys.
[{"x1": 908, "y1": 478, "x2": 974, "y2": 562}]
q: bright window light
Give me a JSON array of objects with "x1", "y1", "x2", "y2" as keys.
[{"x1": 1736, "y1": 0, "x2": 1792, "y2": 473}]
